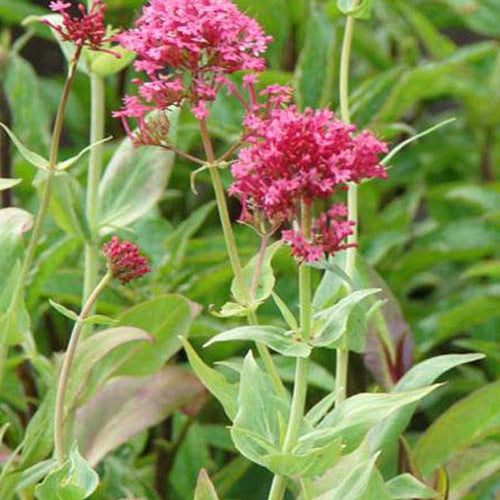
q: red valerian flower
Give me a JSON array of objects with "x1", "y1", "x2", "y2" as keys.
[
  {"x1": 230, "y1": 105, "x2": 388, "y2": 261},
  {"x1": 114, "y1": 0, "x2": 272, "y2": 133},
  {"x1": 102, "y1": 236, "x2": 151, "y2": 283},
  {"x1": 282, "y1": 205, "x2": 356, "y2": 263},
  {"x1": 43, "y1": 0, "x2": 110, "y2": 52}
]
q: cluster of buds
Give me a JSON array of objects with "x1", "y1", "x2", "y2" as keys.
[
  {"x1": 102, "y1": 236, "x2": 151, "y2": 284},
  {"x1": 43, "y1": 0, "x2": 111, "y2": 52}
]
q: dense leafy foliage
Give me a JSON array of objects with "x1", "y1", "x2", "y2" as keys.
[{"x1": 0, "y1": 0, "x2": 498, "y2": 499}]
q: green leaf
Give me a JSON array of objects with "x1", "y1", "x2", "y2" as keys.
[
  {"x1": 17, "y1": 388, "x2": 55, "y2": 470},
  {"x1": 205, "y1": 325, "x2": 311, "y2": 358},
  {"x1": 312, "y1": 288, "x2": 381, "y2": 350},
  {"x1": 337, "y1": 0, "x2": 375, "y2": 19},
  {"x1": 0, "y1": 208, "x2": 33, "y2": 293},
  {"x1": 0, "y1": 459, "x2": 57, "y2": 500},
  {"x1": 88, "y1": 46, "x2": 135, "y2": 77},
  {"x1": 67, "y1": 327, "x2": 152, "y2": 412},
  {"x1": 81, "y1": 315, "x2": 116, "y2": 326},
  {"x1": 49, "y1": 299, "x2": 78, "y2": 321},
  {"x1": 98, "y1": 109, "x2": 178, "y2": 232},
  {"x1": 272, "y1": 292, "x2": 298, "y2": 331},
  {"x1": 305, "y1": 392, "x2": 336, "y2": 427},
  {"x1": 194, "y1": 469, "x2": 220, "y2": 500},
  {"x1": 369, "y1": 354, "x2": 485, "y2": 464},
  {"x1": 184, "y1": 340, "x2": 238, "y2": 420},
  {"x1": 310, "y1": 444, "x2": 389, "y2": 500},
  {"x1": 44, "y1": 172, "x2": 87, "y2": 239},
  {"x1": 4, "y1": 54, "x2": 50, "y2": 154},
  {"x1": 393, "y1": 1, "x2": 456, "y2": 59},
  {"x1": 0, "y1": 178, "x2": 21, "y2": 191},
  {"x1": 75, "y1": 367, "x2": 205, "y2": 466},
  {"x1": 231, "y1": 241, "x2": 282, "y2": 306},
  {"x1": 373, "y1": 42, "x2": 497, "y2": 124},
  {"x1": 231, "y1": 351, "x2": 289, "y2": 466},
  {"x1": 414, "y1": 380, "x2": 500, "y2": 477},
  {"x1": 294, "y1": 2, "x2": 336, "y2": 109},
  {"x1": 263, "y1": 433, "x2": 343, "y2": 478},
  {"x1": 101, "y1": 295, "x2": 192, "y2": 377},
  {"x1": 35, "y1": 446, "x2": 99, "y2": 500},
  {"x1": 211, "y1": 301, "x2": 252, "y2": 318},
  {"x1": 443, "y1": 0, "x2": 500, "y2": 36},
  {"x1": 385, "y1": 474, "x2": 437, "y2": 499},
  {"x1": 446, "y1": 443, "x2": 500, "y2": 499},
  {"x1": 319, "y1": 385, "x2": 440, "y2": 453},
  {"x1": 163, "y1": 201, "x2": 216, "y2": 270},
  {"x1": 57, "y1": 137, "x2": 112, "y2": 171},
  {"x1": 0, "y1": 122, "x2": 48, "y2": 170}
]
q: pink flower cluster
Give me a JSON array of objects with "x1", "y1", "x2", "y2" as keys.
[
  {"x1": 282, "y1": 205, "x2": 356, "y2": 263},
  {"x1": 102, "y1": 236, "x2": 151, "y2": 284},
  {"x1": 43, "y1": 0, "x2": 109, "y2": 52},
  {"x1": 114, "y1": 0, "x2": 272, "y2": 134},
  {"x1": 230, "y1": 106, "x2": 388, "y2": 261}
]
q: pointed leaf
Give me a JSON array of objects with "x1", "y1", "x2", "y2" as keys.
[
  {"x1": 312, "y1": 288, "x2": 380, "y2": 350},
  {"x1": 294, "y1": 2, "x2": 336, "y2": 109},
  {"x1": 0, "y1": 122, "x2": 48, "y2": 170},
  {"x1": 386, "y1": 474, "x2": 437, "y2": 499},
  {"x1": 57, "y1": 137, "x2": 112, "y2": 171},
  {"x1": 231, "y1": 241, "x2": 282, "y2": 306},
  {"x1": 415, "y1": 380, "x2": 500, "y2": 477},
  {"x1": 34, "y1": 446, "x2": 98, "y2": 500},
  {"x1": 88, "y1": 46, "x2": 135, "y2": 77},
  {"x1": 194, "y1": 469, "x2": 220, "y2": 500},
  {"x1": 49, "y1": 299, "x2": 78, "y2": 321},
  {"x1": 0, "y1": 178, "x2": 21, "y2": 191},
  {"x1": 272, "y1": 292, "x2": 298, "y2": 331},
  {"x1": 320, "y1": 385, "x2": 440, "y2": 453},
  {"x1": 184, "y1": 341, "x2": 238, "y2": 420},
  {"x1": 231, "y1": 352, "x2": 289, "y2": 465},
  {"x1": 205, "y1": 325, "x2": 311, "y2": 357},
  {"x1": 369, "y1": 354, "x2": 486, "y2": 460}
]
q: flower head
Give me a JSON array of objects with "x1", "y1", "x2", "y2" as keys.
[
  {"x1": 230, "y1": 105, "x2": 388, "y2": 261},
  {"x1": 115, "y1": 0, "x2": 272, "y2": 134},
  {"x1": 231, "y1": 106, "x2": 387, "y2": 227},
  {"x1": 43, "y1": 0, "x2": 109, "y2": 52},
  {"x1": 102, "y1": 236, "x2": 151, "y2": 283},
  {"x1": 282, "y1": 205, "x2": 355, "y2": 263}
]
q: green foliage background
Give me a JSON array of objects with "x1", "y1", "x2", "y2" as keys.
[{"x1": 0, "y1": 0, "x2": 498, "y2": 499}]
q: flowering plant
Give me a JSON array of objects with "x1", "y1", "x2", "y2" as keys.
[{"x1": 0, "y1": 0, "x2": 496, "y2": 499}]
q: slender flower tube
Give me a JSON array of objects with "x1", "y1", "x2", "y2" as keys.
[{"x1": 53, "y1": 237, "x2": 150, "y2": 462}]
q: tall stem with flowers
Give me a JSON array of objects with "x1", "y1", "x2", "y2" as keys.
[{"x1": 110, "y1": 0, "x2": 398, "y2": 500}]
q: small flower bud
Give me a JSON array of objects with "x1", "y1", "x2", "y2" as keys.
[{"x1": 102, "y1": 236, "x2": 151, "y2": 284}]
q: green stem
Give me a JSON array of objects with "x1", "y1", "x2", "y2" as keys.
[
  {"x1": 10, "y1": 46, "x2": 82, "y2": 353},
  {"x1": 198, "y1": 119, "x2": 286, "y2": 399},
  {"x1": 82, "y1": 74, "x2": 105, "y2": 334},
  {"x1": 53, "y1": 272, "x2": 111, "y2": 463},
  {"x1": 336, "y1": 1, "x2": 359, "y2": 405},
  {"x1": 268, "y1": 203, "x2": 312, "y2": 500}
]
